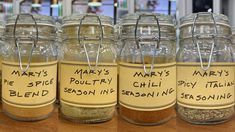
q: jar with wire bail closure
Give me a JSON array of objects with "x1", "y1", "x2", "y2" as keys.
[
  {"x1": 59, "y1": 14, "x2": 117, "y2": 123},
  {"x1": 2, "y1": 14, "x2": 57, "y2": 121},
  {"x1": 177, "y1": 12, "x2": 234, "y2": 124},
  {"x1": 119, "y1": 13, "x2": 176, "y2": 125}
]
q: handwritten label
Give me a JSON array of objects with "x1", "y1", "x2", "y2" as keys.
[
  {"x1": 60, "y1": 61, "x2": 117, "y2": 108},
  {"x1": 177, "y1": 63, "x2": 235, "y2": 109},
  {"x1": 2, "y1": 61, "x2": 57, "y2": 108},
  {"x1": 119, "y1": 62, "x2": 176, "y2": 111}
]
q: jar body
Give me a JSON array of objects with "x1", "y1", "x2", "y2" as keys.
[
  {"x1": 59, "y1": 41, "x2": 116, "y2": 123},
  {"x1": 2, "y1": 39, "x2": 57, "y2": 121},
  {"x1": 119, "y1": 39, "x2": 176, "y2": 125},
  {"x1": 59, "y1": 17, "x2": 117, "y2": 123},
  {"x1": 2, "y1": 15, "x2": 57, "y2": 121},
  {"x1": 177, "y1": 13, "x2": 234, "y2": 124},
  {"x1": 177, "y1": 38, "x2": 234, "y2": 124},
  {"x1": 118, "y1": 13, "x2": 176, "y2": 125}
]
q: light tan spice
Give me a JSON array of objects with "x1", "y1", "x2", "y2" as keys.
[{"x1": 3, "y1": 103, "x2": 54, "y2": 121}]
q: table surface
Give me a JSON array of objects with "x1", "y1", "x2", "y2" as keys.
[{"x1": 0, "y1": 106, "x2": 234, "y2": 132}]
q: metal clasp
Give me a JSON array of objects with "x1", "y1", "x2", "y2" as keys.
[
  {"x1": 13, "y1": 14, "x2": 39, "y2": 73},
  {"x1": 77, "y1": 14, "x2": 104, "y2": 70},
  {"x1": 134, "y1": 14, "x2": 161, "y2": 74},
  {"x1": 192, "y1": 12, "x2": 218, "y2": 71}
]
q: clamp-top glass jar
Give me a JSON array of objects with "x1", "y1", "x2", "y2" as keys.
[
  {"x1": 177, "y1": 12, "x2": 234, "y2": 124},
  {"x1": 59, "y1": 14, "x2": 117, "y2": 123},
  {"x1": 2, "y1": 14, "x2": 57, "y2": 121},
  {"x1": 119, "y1": 13, "x2": 176, "y2": 125}
]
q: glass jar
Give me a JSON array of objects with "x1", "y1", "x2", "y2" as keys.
[
  {"x1": 0, "y1": 20, "x2": 5, "y2": 102},
  {"x1": 119, "y1": 13, "x2": 176, "y2": 125},
  {"x1": 2, "y1": 14, "x2": 57, "y2": 121},
  {"x1": 59, "y1": 14, "x2": 117, "y2": 123},
  {"x1": 177, "y1": 12, "x2": 234, "y2": 124}
]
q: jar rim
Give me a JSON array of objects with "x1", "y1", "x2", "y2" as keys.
[
  {"x1": 180, "y1": 13, "x2": 229, "y2": 26},
  {"x1": 6, "y1": 14, "x2": 55, "y2": 27},
  {"x1": 62, "y1": 13, "x2": 113, "y2": 26},
  {"x1": 5, "y1": 14, "x2": 57, "y2": 39},
  {"x1": 120, "y1": 13, "x2": 175, "y2": 26}
]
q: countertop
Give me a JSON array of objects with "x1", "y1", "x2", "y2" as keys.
[{"x1": 0, "y1": 107, "x2": 234, "y2": 132}]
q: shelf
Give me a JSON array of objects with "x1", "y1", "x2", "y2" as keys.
[{"x1": 0, "y1": 105, "x2": 235, "y2": 132}]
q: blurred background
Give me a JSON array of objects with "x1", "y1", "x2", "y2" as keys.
[{"x1": 0, "y1": 0, "x2": 234, "y2": 26}]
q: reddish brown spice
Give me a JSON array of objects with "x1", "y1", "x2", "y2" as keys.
[{"x1": 119, "y1": 105, "x2": 175, "y2": 125}]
